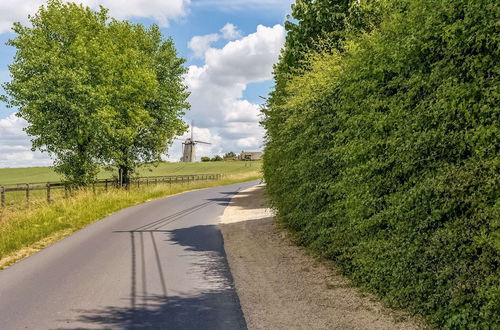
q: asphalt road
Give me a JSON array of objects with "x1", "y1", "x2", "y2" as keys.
[{"x1": 0, "y1": 180, "x2": 258, "y2": 330}]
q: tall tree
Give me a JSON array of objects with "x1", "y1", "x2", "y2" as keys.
[
  {"x1": 268, "y1": 0, "x2": 383, "y2": 108},
  {"x1": 97, "y1": 21, "x2": 189, "y2": 185},
  {"x1": 3, "y1": 0, "x2": 189, "y2": 185},
  {"x1": 3, "y1": 1, "x2": 109, "y2": 185}
]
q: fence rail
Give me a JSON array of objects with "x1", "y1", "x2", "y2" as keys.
[{"x1": 0, "y1": 173, "x2": 222, "y2": 208}]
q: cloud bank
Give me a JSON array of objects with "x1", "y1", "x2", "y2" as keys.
[{"x1": 168, "y1": 24, "x2": 285, "y2": 161}]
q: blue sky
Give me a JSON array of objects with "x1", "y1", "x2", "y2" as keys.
[{"x1": 0, "y1": 0, "x2": 293, "y2": 167}]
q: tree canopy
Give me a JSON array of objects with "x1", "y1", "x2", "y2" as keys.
[{"x1": 3, "y1": 0, "x2": 189, "y2": 185}]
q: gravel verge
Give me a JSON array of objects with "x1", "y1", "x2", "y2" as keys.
[{"x1": 219, "y1": 184, "x2": 423, "y2": 330}]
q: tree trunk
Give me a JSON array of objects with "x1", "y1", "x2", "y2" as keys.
[{"x1": 118, "y1": 166, "x2": 130, "y2": 188}]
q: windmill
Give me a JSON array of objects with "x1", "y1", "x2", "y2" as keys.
[{"x1": 181, "y1": 122, "x2": 211, "y2": 162}]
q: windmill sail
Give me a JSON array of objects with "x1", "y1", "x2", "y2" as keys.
[{"x1": 181, "y1": 121, "x2": 211, "y2": 162}]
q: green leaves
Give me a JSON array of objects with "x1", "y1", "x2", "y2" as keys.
[
  {"x1": 2, "y1": 0, "x2": 189, "y2": 185},
  {"x1": 263, "y1": 0, "x2": 499, "y2": 327}
]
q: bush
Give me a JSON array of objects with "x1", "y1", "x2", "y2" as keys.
[
  {"x1": 201, "y1": 157, "x2": 211, "y2": 162},
  {"x1": 263, "y1": 0, "x2": 499, "y2": 328},
  {"x1": 211, "y1": 155, "x2": 223, "y2": 162},
  {"x1": 223, "y1": 151, "x2": 236, "y2": 160}
]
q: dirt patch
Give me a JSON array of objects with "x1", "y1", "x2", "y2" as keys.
[{"x1": 220, "y1": 185, "x2": 423, "y2": 330}]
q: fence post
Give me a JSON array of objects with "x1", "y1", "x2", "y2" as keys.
[
  {"x1": 1, "y1": 186, "x2": 4, "y2": 208},
  {"x1": 93, "y1": 182, "x2": 96, "y2": 194},
  {"x1": 26, "y1": 184, "x2": 30, "y2": 204},
  {"x1": 46, "y1": 183, "x2": 51, "y2": 203},
  {"x1": 105, "y1": 179, "x2": 108, "y2": 192}
]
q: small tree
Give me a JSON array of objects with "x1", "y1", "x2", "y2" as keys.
[
  {"x1": 211, "y1": 155, "x2": 223, "y2": 162},
  {"x1": 223, "y1": 151, "x2": 236, "y2": 160}
]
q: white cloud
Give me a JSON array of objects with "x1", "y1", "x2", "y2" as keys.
[
  {"x1": 0, "y1": 113, "x2": 52, "y2": 167},
  {"x1": 0, "y1": 0, "x2": 190, "y2": 34},
  {"x1": 236, "y1": 136, "x2": 260, "y2": 148},
  {"x1": 193, "y1": 0, "x2": 292, "y2": 11},
  {"x1": 87, "y1": 0, "x2": 190, "y2": 26},
  {"x1": 188, "y1": 23, "x2": 242, "y2": 59},
  {"x1": 203, "y1": 24, "x2": 284, "y2": 84},
  {"x1": 186, "y1": 24, "x2": 284, "y2": 125},
  {"x1": 220, "y1": 23, "x2": 241, "y2": 40},
  {"x1": 223, "y1": 100, "x2": 260, "y2": 123},
  {"x1": 188, "y1": 33, "x2": 220, "y2": 58},
  {"x1": 177, "y1": 24, "x2": 285, "y2": 160},
  {"x1": 0, "y1": 0, "x2": 42, "y2": 34}
]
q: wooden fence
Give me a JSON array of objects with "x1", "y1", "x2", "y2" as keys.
[{"x1": 0, "y1": 173, "x2": 222, "y2": 208}]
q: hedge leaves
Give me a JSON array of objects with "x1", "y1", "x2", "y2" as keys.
[{"x1": 263, "y1": 0, "x2": 499, "y2": 327}]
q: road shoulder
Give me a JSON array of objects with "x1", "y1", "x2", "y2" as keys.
[{"x1": 219, "y1": 184, "x2": 422, "y2": 330}]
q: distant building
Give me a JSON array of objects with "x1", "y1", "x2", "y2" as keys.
[{"x1": 238, "y1": 151, "x2": 263, "y2": 161}]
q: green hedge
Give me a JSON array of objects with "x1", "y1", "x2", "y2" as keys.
[{"x1": 263, "y1": 0, "x2": 499, "y2": 328}]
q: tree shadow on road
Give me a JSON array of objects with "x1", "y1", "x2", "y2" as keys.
[
  {"x1": 66, "y1": 290, "x2": 245, "y2": 330},
  {"x1": 63, "y1": 224, "x2": 246, "y2": 330}
]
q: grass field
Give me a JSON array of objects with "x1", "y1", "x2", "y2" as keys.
[
  {"x1": 0, "y1": 161, "x2": 261, "y2": 185},
  {"x1": 0, "y1": 168, "x2": 261, "y2": 269}
]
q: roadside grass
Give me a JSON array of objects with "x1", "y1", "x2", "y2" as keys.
[
  {"x1": 0, "y1": 171, "x2": 261, "y2": 269},
  {"x1": 0, "y1": 161, "x2": 261, "y2": 185}
]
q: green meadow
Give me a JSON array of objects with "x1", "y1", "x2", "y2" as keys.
[{"x1": 0, "y1": 161, "x2": 261, "y2": 185}]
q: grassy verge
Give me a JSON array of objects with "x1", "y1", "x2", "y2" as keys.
[{"x1": 0, "y1": 171, "x2": 260, "y2": 269}]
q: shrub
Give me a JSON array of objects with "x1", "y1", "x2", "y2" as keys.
[{"x1": 263, "y1": 0, "x2": 499, "y2": 328}]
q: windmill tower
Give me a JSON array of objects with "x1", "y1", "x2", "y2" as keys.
[{"x1": 181, "y1": 122, "x2": 211, "y2": 162}]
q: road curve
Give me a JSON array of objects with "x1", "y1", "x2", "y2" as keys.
[{"x1": 0, "y1": 180, "x2": 258, "y2": 330}]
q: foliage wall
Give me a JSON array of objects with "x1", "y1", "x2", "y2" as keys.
[{"x1": 262, "y1": 0, "x2": 499, "y2": 327}]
